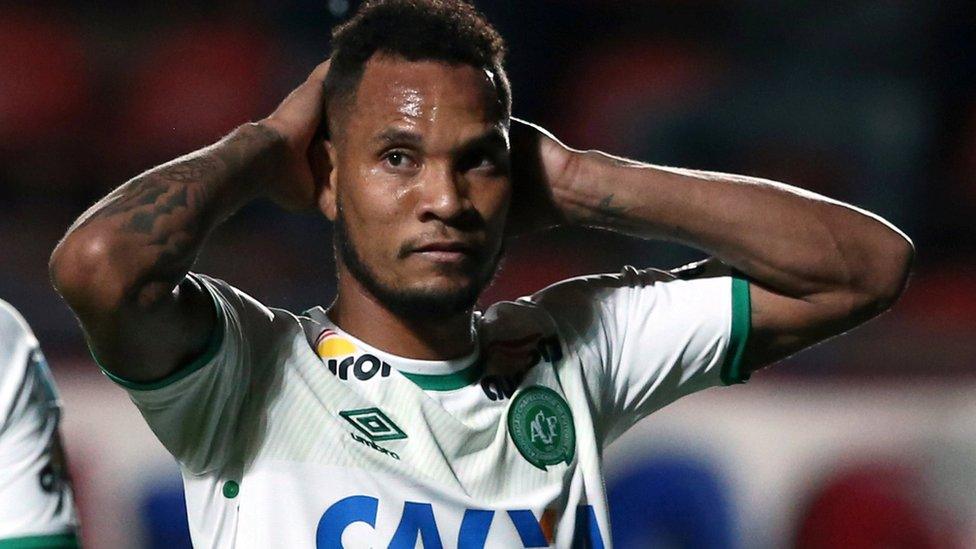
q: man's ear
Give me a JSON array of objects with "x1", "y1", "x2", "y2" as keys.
[{"x1": 317, "y1": 140, "x2": 339, "y2": 222}]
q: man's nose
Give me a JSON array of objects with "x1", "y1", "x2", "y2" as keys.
[{"x1": 416, "y1": 164, "x2": 469, "y2": 223}]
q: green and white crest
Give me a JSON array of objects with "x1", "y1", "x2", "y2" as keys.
[{"x1": 507, "y1": 386, "x2": 575, "y2": 470}]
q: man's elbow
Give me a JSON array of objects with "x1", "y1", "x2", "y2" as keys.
[
  {"x1": 861, "y1": 230, "x2": 915, "y2": 314},
  {"x1": 50, "y1": 232, "x2": 130, "y2": 315}
]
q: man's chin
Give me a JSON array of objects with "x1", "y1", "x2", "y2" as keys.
[
  {"x1": 380, "y1": 284, "x2": 481, "y2": 320},
  {"x1": 334, "y1": 215, "x2": 497, "y2": 319}
]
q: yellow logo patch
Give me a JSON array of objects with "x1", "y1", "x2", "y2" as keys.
[{"x1": 316, "y1": 329, "x2": 357, "y2": 358}]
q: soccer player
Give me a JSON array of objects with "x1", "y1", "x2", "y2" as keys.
[
  {"x1": 0, "y1": 300, "x2": 79, "y2": 547},
  {"x1": 49, "y1": 0, "x2": 913, "y2": 546}
]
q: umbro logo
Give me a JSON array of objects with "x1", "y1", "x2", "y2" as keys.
[
  {"x1": 341, "y1": 408, "x2": 406, "y2": 461},
  {"x1": 340, "y1": 408, "x2": 407, "y2": 441}
]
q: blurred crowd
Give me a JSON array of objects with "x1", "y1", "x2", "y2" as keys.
[{"x1": 1, "y1": 0, "x2": 974, "y2": 375}]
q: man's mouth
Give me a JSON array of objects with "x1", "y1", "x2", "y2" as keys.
[{"x1": 410, "y1": 241, "x2": 477, "y2": 263}]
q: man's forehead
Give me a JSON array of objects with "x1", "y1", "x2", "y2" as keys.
[{"x1": 350, "y1": 55, "x2": 504, "y2": 130}]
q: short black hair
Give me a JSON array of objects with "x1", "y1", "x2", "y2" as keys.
[{"x1": 324, "y1": 0, "x2": 510, "y2": 138}]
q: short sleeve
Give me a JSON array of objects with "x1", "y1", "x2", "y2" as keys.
[
  {"x1": 99, "y1": 273, "x2": 275, "y2": 474},
  {"x1": 529, "y1": 266, "x2": 751, "y2": 445},
  {"x1": 0, "y1": 301, "x2": 79, "y2": 544}
]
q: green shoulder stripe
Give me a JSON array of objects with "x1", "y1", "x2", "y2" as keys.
[
  {"x1": 98, "y1": 277, "x2": 225, "y2": 391},
  {"x1": 720, "y1": 276, "x2": 752, "y2": 385},
  {"x1": 0, "y1": 533, "x2": 80, "y2": 548}
]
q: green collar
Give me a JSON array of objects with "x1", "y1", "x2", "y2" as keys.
[{"x1": 398, "y1": 359, "x2": 484, "y2": 391}]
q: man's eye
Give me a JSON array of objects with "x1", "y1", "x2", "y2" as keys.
[
  {"x1": 460, "y1": 152, "x2": 500, "y2": 173},
  {"x1": 383, "y1": 151, "x2": 416, "y2": 170}
]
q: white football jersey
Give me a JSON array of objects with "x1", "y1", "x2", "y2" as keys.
[
  {"x1": 0, "y1": 300, "x2": 79, "y2": 547},
  {"x1": 103, "y1": 266, "x2": 750, "y2": 548}
]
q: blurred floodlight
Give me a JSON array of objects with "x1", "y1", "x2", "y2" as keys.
[{"x1": 329, "y1": 0, "x2": 349, "y2": 17}]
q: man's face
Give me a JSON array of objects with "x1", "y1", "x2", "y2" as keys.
[{"x1": 324, "y1": 55, "x2": 510, "y2": 319}]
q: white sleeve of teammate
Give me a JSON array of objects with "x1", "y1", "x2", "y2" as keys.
[
  {"x1": 529, "y1": 266, "x2": 751, "y2": 445},
  {"x1": 0, "y1": 301, "x2": 79, "y2": 545},
  {"x1": 100, "y1": 273, "x2": 274, "y2": 474}
]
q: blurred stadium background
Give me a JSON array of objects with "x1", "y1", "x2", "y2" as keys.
[{"x1": 2, "y1": 1, "x2": 975, "y2": 547}]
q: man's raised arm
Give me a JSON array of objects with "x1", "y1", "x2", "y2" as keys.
[
  {"x1": 49, "y1": 61, "x2": 331, "y2": 384},
  {"x1": 511, "y1": 119, "x2": 914, "y2": 373}
]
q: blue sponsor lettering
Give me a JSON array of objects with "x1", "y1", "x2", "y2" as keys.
[
  {"x1": 389, "y1": 502, "x2": 443, "y2": 549},
  {"x1": 316, "y1": 495, "x2": 378, "y2": 547},
  {"x1": 457, "y1": 509, "x2": 494, "y2": 548},
  {"x1": 507, "y1": 510, "x2": 549, "y2": 547},
  {"x1": 315, "y1": 498, "x2": 604, "y2": 548},
  {"x1": 572, "y1": 505, "x2": 605, "y2": 549}
]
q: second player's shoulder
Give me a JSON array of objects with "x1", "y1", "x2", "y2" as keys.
[
  {"x1": 0, "y1": 299, "x2": 34, "y2": 346},
  {"x1": 0, "y1": 300, "x2": 41, "y2": 417},
  {"x1": 0, "y1": 301, "x2": 37, "y2": 375}
]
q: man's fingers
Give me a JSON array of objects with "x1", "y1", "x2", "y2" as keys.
[
  {"x1": 263, "y1": 59, "x2": 332, "y2": 150},
  {"x1": 276, "y1": 59, "x2": 330, "y2": 111},
  {"x1": 276, "y1": 71, "x2": 328, "y2": 119},
  {"x1": 293, "y1": 59, "x2": 331, "y2": 108},
  {"x1": 308, "y1": 59, "x2": 332, "y2": 83}
]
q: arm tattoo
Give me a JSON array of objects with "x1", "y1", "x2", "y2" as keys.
[
  {"x1": 588, "y1": 193, "x2": 628, "y2": 225},
  {"x1": 73, "y1": 156, "x2": 217, "y2": 235}
]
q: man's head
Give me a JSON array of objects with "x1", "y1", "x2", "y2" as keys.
[
  {"x1": 323, "y1": 0, "x2": 510, "y2": 139},
  {"x1": 320, "y1": 0, "x2": 512, "y2": 321}
]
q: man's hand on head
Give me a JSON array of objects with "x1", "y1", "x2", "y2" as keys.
[
  {"x1": 258, "y1": 59, "x2": 333, "y2": 211},
  {"x1": 506, "y1": 118, "x2": 580, "y2": 237}
]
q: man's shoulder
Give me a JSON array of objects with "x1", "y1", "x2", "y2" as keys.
[
  {"x1": 480, "y1": 298, "x2": 558, "y2": 340},
  {"x1": 188, "y1": 273, "x2": 310, "y2": 366},
  {"x1": 191, "y1": 272, "x2": 302, "y2": 324},
  {"x1": 486, "y1": 266, "x2": 673, "y2": 329},
  {"x1": 528, "y1": 266, "x2": 674, "y2": 307},
  {"x1": 478, "y1": 266, "x2": 694, "y2": 361}
]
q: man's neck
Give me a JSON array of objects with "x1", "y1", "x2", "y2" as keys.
[{"x1": 328, "y1": 273, "x2": 477, "y2": 361}]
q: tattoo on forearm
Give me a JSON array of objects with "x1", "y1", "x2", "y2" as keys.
[
  {"x1": 74, "y1": 157, "x2": 216, "y2": 234},
  {"x1": 589, "y1": 193, "x2": 628, "y2": 225},
  {"x1": 159, "y1": 155, "x2": 222, "y2": 183},
  {"x1": 125, "y1": 186, "x2": 190, "y2": 235}
]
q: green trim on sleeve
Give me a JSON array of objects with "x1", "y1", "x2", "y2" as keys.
[
  {"x1": 720, "y1": 277, "x2": 752, "y2": 385},
  {"x1": 97, "y1": 278, "x2": 226, "y2": 391},
  {"x1": 398, "y1": 360, "x2": 484, "y2": 391},
  {"x1": 0, "y1": 533, "x2": 80, "y2": 548}
]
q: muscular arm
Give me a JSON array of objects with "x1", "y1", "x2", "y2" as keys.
[
  {"x1": 50, "y1": 125, "x2": 283, "y2": 382},
  {"x1": 514, "y1": 120, "x2": 914, "y2": 372},
  {"x1": 50, "y1": 61, "x2": 330, "y2": 383}
]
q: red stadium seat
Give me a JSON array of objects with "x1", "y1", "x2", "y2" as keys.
[
  {"x1": 793, "y1": 462, "x2": 959, "y2": 549},
  {"x1": 0, "y1": 7, "x2": 90, "y2": 148},
  {"x1": 114, "y1": 22, "x2": 275, "y2": 165}
]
